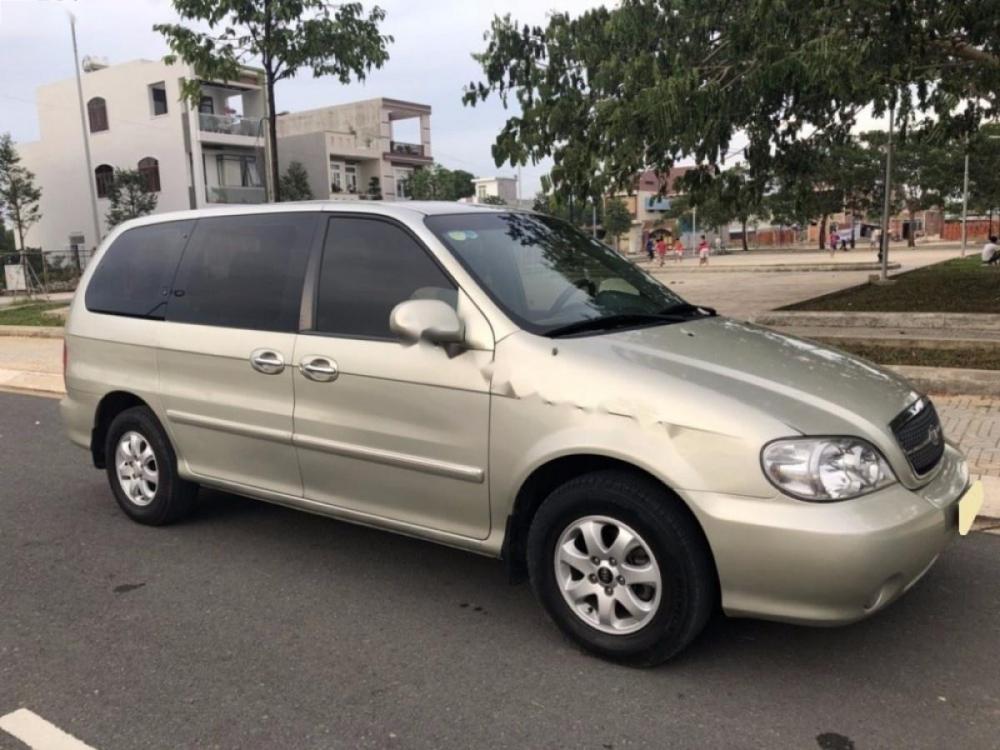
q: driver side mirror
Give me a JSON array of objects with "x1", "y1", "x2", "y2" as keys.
[{"x1": 389, "y1": 299, "x2": 465, "y2": 347}]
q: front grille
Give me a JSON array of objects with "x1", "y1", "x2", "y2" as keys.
[{"x1": 890, "y1": 398, "x2": 945, "y2": 476}]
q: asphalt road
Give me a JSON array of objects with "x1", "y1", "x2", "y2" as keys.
[{"x1": 2, "y1": 391, "x2": 999, "y2": 750}]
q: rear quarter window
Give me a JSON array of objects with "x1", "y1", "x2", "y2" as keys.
[{"x1": 84, "y1": 220, "x2": 195, "y2": 319}]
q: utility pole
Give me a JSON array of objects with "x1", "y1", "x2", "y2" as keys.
[
  {"x1": 70, "y1": 12, "x2": 102, "y2": 253},
  {"x1": 879, "y1": 100, "x2": 894, "y2": 281}
]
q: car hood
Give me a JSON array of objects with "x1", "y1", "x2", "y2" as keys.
[{"x1": 594, "y1": 316, "x2": 920, "y2": 437}]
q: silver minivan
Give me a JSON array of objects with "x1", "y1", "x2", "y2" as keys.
[{"x1": 61, "y1": 201, "x2": 981, "y2": 665}]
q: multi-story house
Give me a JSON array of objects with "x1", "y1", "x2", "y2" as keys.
[
  {"x1": 470, "y1": 176, "x2": 518, "y2": 205},
  {"x1": 275, "y1": 98, "x2": 431, "y2": 201},
  {"x1": 16, "y1": 57, "x2": 268, "y2": 254},
  {"x1": 605, "y1": 167, "x2": 694, "y2": 253}
]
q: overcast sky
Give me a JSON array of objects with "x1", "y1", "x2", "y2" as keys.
[{"x1": 0, "y1": 0, "x2": 607, "y2": 197}]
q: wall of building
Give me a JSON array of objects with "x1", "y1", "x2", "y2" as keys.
[
  {"x1": 17, "y1": 59, "x2": 193, "y2": 252},
  {"x1": 277, "y1": 100, "x2": 384, "y2": 159},
  {"x1": 277, "y1": 132, "x2": 330, "y2": 199}
]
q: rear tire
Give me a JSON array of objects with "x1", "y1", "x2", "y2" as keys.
[
  {"x1": 104, "y1": 406, "x2": 197, "y2": 525},
  {"x1": 527, "y1": 470, "x2": 716, "y2": 666}
]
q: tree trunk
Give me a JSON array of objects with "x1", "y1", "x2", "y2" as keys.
[
  {"x1": 16, "y1": 223, "x2": 28, "y2": 298},
  {"x1": 818, "y1": 214, "x2": 828, "y2": 250},
  {"x1": 740, "y1": 218, "x2": 749, "y2": 252},
  {"x1": 266, "y1": 73, "x2": 280, "y2": 203},
  {"x1": 849, "y1": 214, "x2": 856, "y2": 248},
  {"x1": 906, "y1": 208, "x2": 916, "y2": 247}
]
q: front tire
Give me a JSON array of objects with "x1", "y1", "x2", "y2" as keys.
[
  {"x1": 527, "y1": 470, "x2": 716, "y2": 666},
  {"x1": 105, "y1": 406, "x2": 197, "y2": 525}
]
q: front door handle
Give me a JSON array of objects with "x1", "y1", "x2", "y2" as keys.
[
  {"x1": 300, "y1": 355, "x2": 339, "y2": 382},
  {"x1": 250, "y1": 348, "x2": 285, "y2": 375}
]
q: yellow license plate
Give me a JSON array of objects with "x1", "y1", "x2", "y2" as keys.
[{"x1": 958, "y1": 481, "x2": 984, "y2": 536}]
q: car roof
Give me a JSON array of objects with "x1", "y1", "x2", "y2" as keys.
[{"x1": 113, "y1": 200, "x2": 525, "y2": 232}]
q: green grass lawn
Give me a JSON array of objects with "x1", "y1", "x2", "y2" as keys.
[
  {"x1": 832, "y1": 342, "x2": 1000, "y2": 371},
  {"x1": 0, "y1": 301, "x2": 67, "y2": 326},
  {"x1": 784, "y1": 257, "x2": 1000, "y2": 313}
]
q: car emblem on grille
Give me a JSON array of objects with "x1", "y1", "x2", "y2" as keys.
[{"x1": 905, "y1": 424, "x2": 943, "y2": 456}]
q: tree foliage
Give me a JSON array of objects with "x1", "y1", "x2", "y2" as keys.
[
  {"x1": 105, "y1": 169, "x2": 159, "y2": 228},
  {"x1": 279, "y1": 160, "x2": 314, "y2": 201},
  {"x1": 602, "y1": 197, "x2": 632, "y2": 245},
  {"x1": 0, "y1": 133, "x2": 42, "y2": 252},
  {"x1": 156, "y1": 0, "x2": 391, "y2": 201},
  {"x1": 405, "y1": 164, "x2": 475, "y2": 201},
  {"x1": 465, "y1": 1, "x2": 1000, "y2": 202}
]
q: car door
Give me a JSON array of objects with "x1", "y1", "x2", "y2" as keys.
[
  {"x1": 157, "y1": 211, "x2": 320, "y2": 497},
  {"x1": 292, "y1": 214, "x2": 493, "y2": 540}
]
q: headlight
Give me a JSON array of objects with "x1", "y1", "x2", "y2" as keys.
[{"x1": 761, "y1": 438, "x2": 896, "y2": 501}]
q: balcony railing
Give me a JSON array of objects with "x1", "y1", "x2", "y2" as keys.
[
  {"x1": 389, "y1": 141, "x2": 424, "y2": 157},
  {"x1": 207, "y1": 185, "x2": 266, "y2": 204},
  {"x1": 199, "y1": 112, "x2": 261, "y2": 138}
]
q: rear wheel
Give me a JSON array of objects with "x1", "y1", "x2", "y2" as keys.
[
  {"x1": 105, "y1": 406, "x2": 197, "y2": 525},
  {"x1": 527, "y1": 470, "x2": 716, "y2": 666}
]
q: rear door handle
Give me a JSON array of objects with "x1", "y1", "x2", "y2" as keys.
[
  {"x1": 300, "y1": 355, "x2": 339, "y2": 382},
  {"x1": 250, "y1": 348, "x2": 285, "y2": 375}
]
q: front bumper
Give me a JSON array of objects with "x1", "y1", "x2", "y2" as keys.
[{"x1": 687, "y1": 444, "x2": 969, "y2": 625}]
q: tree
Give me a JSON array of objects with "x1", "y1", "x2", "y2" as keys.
[
  {"x1": 679, "y1": 165, "x2": 765, "y2": 251},
  {"x1": 465, "y1": 2, "x2": 1000, "y2": 202},
  {"x1": 156, "y1": 0, "x2": 391, "y2": 202},
  {"x1": 367, "y1": 176, "x2": 382, "y2": 200},
  {"x1": 105, "y1": 168, "x2": 159, "y2": 228},
  {"x1": 279, "y1": 160, "x2": 313, "y2": 201},
  {"x1": 0, "y1": 133, "x2": 42, "y2": 289},
  {"x1": 602, "y1": 198, "x2": 632, "y2": 249},
  {"x1": 405, "y1": 164, "x2": 475, "y2": 201}
]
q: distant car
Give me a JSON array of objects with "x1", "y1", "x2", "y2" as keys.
[{"x1": 60, "y1": 201, "x2": 980, "y2": 665}]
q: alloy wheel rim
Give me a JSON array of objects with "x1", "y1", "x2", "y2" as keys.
[
  {"x1": 554, "y1": 515, "x2": 662, "y2": 635},
  {"x1": 115, "y1": 430, "x2": 158, "y2": 507}
]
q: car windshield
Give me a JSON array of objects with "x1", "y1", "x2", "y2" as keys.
[{"x1": 425, "y1": 212, "x2": 704, "y2": 336}]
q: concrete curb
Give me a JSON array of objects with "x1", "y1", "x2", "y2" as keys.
[
  {"x1": 886, "y1": 365, "x2": 1000, "y2": 397},
  {"x1": 647, "y1": 262, "x2": 901, "y2": 274},
  {"x1": 0, "y1": 325, "x2": 64, "y2": 338},
  {"x1": 752, "y1": 311, "x2": 1000, "y2": 332}
]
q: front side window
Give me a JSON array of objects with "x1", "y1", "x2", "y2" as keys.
[
  {"x1": 426, "y1": 212, "x2": 695, "y2": 335},
  {"x1": 315, "y1": 216, "x2": 455, "y2": 339},
  {"x1": 167, "y1": 213, "x2": 316, "y2": 332},
  {"x1": 85, "y1": 220, "x2": 194, "y2": 319}
]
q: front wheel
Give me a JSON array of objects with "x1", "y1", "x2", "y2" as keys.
[{"x1": 527, "y1": 470, "x2": 716, "y2": 666}]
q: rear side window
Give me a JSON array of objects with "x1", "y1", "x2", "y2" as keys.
[
  {"x1": 167, "y1": 213, "x2": 316, "y2": 332},
  {"x1": 85, "y1": 220, "x2": 194, "y2": 319},
  {"x1": 315, "y1": 217, "x2": 456, "y2": 339}
]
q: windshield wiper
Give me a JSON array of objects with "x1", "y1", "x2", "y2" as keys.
[
  {"x1": 658, "y1": 302, "x2": 717, "y2": 317},
  {"x1": 544, "y1": 313, "x2": 689, "y2": 338}
]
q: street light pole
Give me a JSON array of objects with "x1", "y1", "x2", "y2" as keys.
[
  {"x1": 69, "y1": 12, "x2": 101, "y2": 251},
  {"x1": 880, "y1": 100, "x2": 895, "y2": 281}
]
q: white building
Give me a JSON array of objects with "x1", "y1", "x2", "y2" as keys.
[
  {"x1": 470, "y1": 176, "x2": 518, "y2": 205},
  {"x1": 16, "y1": 58, "x2": 268, "y2": 254},
  {"x1": 275, "y1": 98, "x2": 432, "y2": 201}
]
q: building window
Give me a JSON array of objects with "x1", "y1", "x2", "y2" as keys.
[
  {"x1": 476, "y1": 185, "x2": 487, "y2": 201},
  {"x1": 87, "y1": 97, "x2": 109, "y2": 132},
  {"x1": 345, "y1": 163, "x2": 358, "y2": 193},
  {"x1": 329, "y1": 159, "x2": 343, "y2": 193},
  {"x1": 138, "y1": 157, "x2": 161, "y2": 192},
  {"x1": 216, "y1": 154, "x2": 261, "y2": 187},
  {"x1": 95, "y1": 164, "x2": 114, "y2": 198},
  {"x1": 198, "y1": 95, "x2": 215, "y2": 115},
  {"x1": 394, "y1": 167, "x2": 413, "y2": 198},
  {"x1": 149, "y1": 82, "x2": 168, "y2": 116}
]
